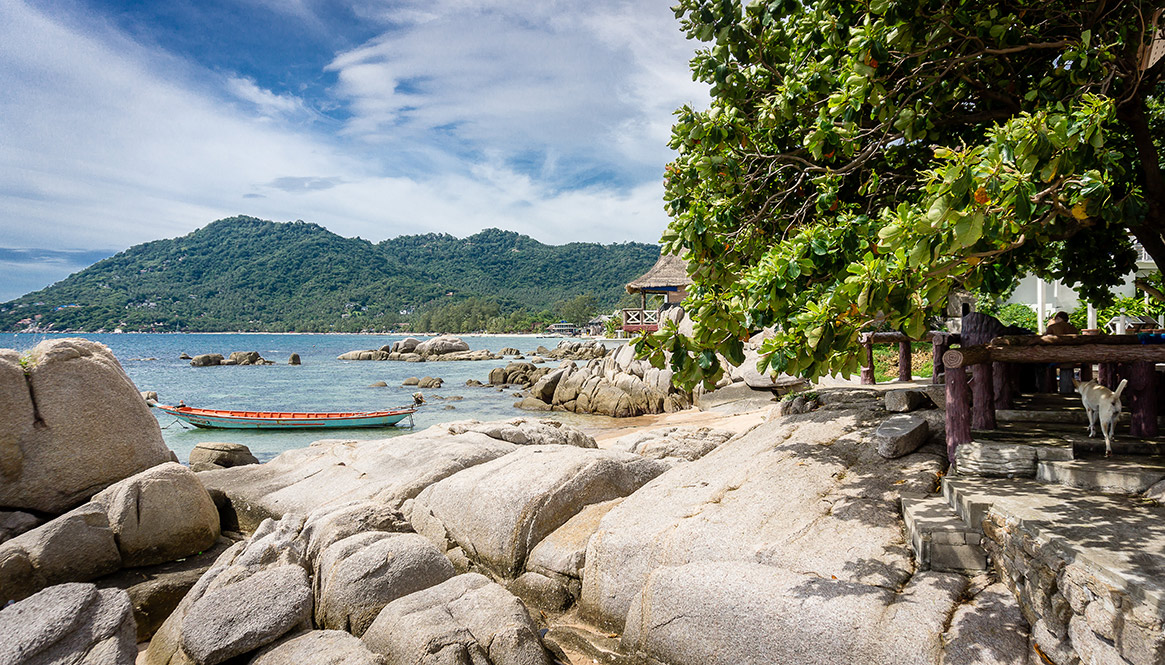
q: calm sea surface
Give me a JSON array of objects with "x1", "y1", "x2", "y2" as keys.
[{"x1": 6, "y1": 333, "x2": 624, "y2": 464}]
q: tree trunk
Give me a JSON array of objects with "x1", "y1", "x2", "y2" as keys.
[{"x1": 946, "y1": 365, "x2": 971, "y2": 463}]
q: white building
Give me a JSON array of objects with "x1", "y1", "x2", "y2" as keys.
[{"x1": 1003, "y1": 242, "x2": 1156, "y2": 332}]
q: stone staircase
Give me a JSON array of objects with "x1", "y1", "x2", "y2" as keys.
[{"x1": 901, "y1": 399, "x2": 1165, "y2": 574}]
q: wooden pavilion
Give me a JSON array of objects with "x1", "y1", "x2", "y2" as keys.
[{"x1": 623, "y1": 253, "x2": 692, "y2": 333}]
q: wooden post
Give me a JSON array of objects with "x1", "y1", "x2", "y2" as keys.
[
  {"x1": 1127, "y1": 361, "x2": 1158, "y2": 438},
  {"x1": 861, "y1": 342, "x2": 876, "y2": 385},
  {"x1": 1058, "y1": 365, "x2": 1075, "y2": 394},
  {"x1": 1099, "y1": 362, "x2": 1116, "y2": 389},
  {"x1": 898, "y1": 341, "x2": 912, "y2": 382},
  {"x1": 946, "y1": 365, "x2": 971, "y2": 463},
  {"x1": 971, "y1": 364, "x2": 997, "y2": 430},
  {"x1": 1080, "y1": 362, "x2": 1093, "y2": 382},
  {"x1": 932, "y1": 341, "x2": 948, "y2": 384},
  {"x1": 1043, "y1": 365, "x2": 1057, "y2": 393},
  {"x1": 993, "y1": 362, "x2": 1013, "y2": 409}
]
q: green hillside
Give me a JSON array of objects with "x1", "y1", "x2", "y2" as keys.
[{"x1": 0, "y1": 216, "x2": 659, "y2": 332}]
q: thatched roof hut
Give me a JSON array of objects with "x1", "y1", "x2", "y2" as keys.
[{"x1": 625, "y1": 253, "x2": 692, "y2": 295}]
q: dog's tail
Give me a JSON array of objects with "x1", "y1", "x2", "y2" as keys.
[{"x1": 1114, "y1": 378, "x2": 1129, "y2": 400}]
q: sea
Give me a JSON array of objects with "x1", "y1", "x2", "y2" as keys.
[{"x1": 5, "y1": 333, "x2": 626, "y2": 464}]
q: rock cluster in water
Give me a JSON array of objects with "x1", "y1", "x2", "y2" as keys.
[{"x1": 190, "y1": 351, "x2": 277, "y2": 366}]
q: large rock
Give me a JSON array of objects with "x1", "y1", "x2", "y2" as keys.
[
  {"x1": 941, "y1": 583, "x2": 1034, "y2": 665},
  {"x1": 91, "y1": 462, "x2": 220, "y2": 567},
  {"x1": 300, "y1": 501, "x2": 413, "y2": 566},
  {"x1": 0, "y1": 510, "x2": 40, "y2": 544},
  {"x1": 580, "y1": 395, "x2": 946, "y2": 630},
  {"x1": 0, "y1": 583, "x2": 136, "y2": 665},
  {"x1": 189, "y1": 442, "x2": 259, "y2": 472},
  {"x1": 443, "y1": 418, "x2": 596, "y2": 448},
  {"x1": 885, "y1": 389, "x2": 930, "y2": 413},
  {"x1": 621, "y1": 562, "x2": 965, "y2": 665},
  {"x1": 190, "y1": 353, "x2": 224, "y2": 367},
  {"x1": 874, "y1": 414, "x2": 930, "y2": 459},
  {"x1": 0, "y1": 339, "x2": 174, "y2": 514},
  {"x1": 394, "y1": 338, "x2": 422, "y2": 354},
  {"x1": 251, "y1": 630, "x2": 384, "y2": 665},
  {"x1": 181, "y1": 565, "x2": 313, "y2": 665},
  {"x1": 197, "y1": 426, "x2": 518, "y2": 532},
  {"x1": 315, "y1": 532, "x2": 455, "y2": 636},
  {"x1": 526, "y1": 499, "x2": 621, "y2": 594},
  {"x1": 607, "y1": 426, "x2": 734, "y2": 461},
  {"x1": 362, "y1": 573, "x2": 549, "y2": 665},
  {"x1": 95, "y1": 536, "x2": 235, "y2": 642},
  {"x1": 415, "y1": 336, "x2": 470, "y2": 357},
  {"x1": 955, "y1": 442, "x2": 1038, "y2": 478},
  {"x1": 410, "y1": 446, "x2": 667, "y2": 578},
  {"x1": 228, "y1": 351, "x2": 265, "y2": 365},
  {"x1": 0, "y1": 502, "x2": 122, "y2": 603},
  {"x1": 147, "y1": 514, "x2": 310, "y2": 665}
]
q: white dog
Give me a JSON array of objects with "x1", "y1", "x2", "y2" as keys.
[{"x1": 1074, "y1": 378, "x2": 1128, "y2": 457}]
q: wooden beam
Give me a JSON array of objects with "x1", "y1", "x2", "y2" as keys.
[
  {"x1": 990, "y1": 334, "x2": 1143, "y2": 346},
  {"x1": 945, "y1": 344, "x2": 1165, "y2": 368}
]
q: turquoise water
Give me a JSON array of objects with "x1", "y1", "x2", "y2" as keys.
[{"x1": 6, "y1": 333, "x2": 615, "y2": 464}]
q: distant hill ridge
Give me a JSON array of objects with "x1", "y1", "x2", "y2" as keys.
[{"x1": 0, "y1": 216, "x2": 659, "y2": 332}]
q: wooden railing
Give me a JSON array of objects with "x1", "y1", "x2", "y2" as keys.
[{"x1": 622, "y1": 309, "x2": 661, "y2": 329}]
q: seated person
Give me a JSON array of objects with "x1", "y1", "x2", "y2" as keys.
[{"x1": 1045, "y1": 311, "x2": 1078, "y2": 336}]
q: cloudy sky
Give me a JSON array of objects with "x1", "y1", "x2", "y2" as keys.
[{"x1": 0, "y1": 0, "x2": 710, "y2": 301}]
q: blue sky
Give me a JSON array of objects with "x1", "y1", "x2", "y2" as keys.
[{"x1": 0, "y1": 0, "x2": 709, "y2": 301}]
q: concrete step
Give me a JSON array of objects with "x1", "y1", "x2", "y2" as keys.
[
  {"x1": 1036, "y1": 458, "x2": 1165, "y2": 494},
  {"x1": 901, "y1": 495, "x2": 988, "y2": 573}
]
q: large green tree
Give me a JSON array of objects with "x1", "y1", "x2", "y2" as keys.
[{"x1": 641, "y1": 0, "x2": 1165, "y2": 387}]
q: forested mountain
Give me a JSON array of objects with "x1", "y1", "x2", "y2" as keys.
[{"x1": 0, "y1": 217, "x2": 659, "y2": 332}]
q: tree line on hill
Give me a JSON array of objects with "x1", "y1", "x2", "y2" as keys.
[{"x1": 0, "y1": 217, "x2": 657, "y2": 333}]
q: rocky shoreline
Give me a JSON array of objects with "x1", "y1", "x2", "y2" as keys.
[{"x1": 0, "y1": 336, "x2": 1107, "y2": 665}]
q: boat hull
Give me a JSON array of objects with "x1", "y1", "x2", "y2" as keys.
[{"x1": 154, "y1": 404, "x2": 415, "y2": 429}]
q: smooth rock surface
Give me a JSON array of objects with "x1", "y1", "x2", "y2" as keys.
[
  {"x1": 315, "y1": 532, "x2": 455, "y2": 636},
  {"x1": 0, "y1": 502, "x2": 122, "y2": 603},
  {"x1": 607, "y1": 426, "x2": 734, "y2": 461},
  {"x1": 580, "y1": 395, "x2": 946, "y2": 629},
  {"x1": 362, "y1": 573, "x2": 549, "y2": 665},
  {"x1": 410, "y1": 446, "x2": 667, "y2": 577},
  {"x1": 941, "y1": 582, "x2": 1033, "y2": 665},
  {"x1": 874, "y1": 413, "x2": 930, "y2": 459},
  {"x1": 0, "y1": 583, "x2": 136, "y2": 665},
  {"x1": 250, "y1": 630, "x2": 384, "y2": 665},
  {"x1": 621, "y1": 562, "x2": 965, "y2": 665},
  {"x1": 443, "y1": 418, "x2": 596, "y2": 448},
  {"x1": 0, "y1": 339, "x2": 173, "y2": 514},
  {"x1": 198, "y1": 427, "x2": 518, "y2": 532},
  {"x1": 181, "y1": 565, "x2": 313, "y2": 665},
  {"x1": 526, "y1": 499, "x2": 621, "y2": 584},
  {"x1": 92, "y1": 462, "x2": 220, "y2": 567}
]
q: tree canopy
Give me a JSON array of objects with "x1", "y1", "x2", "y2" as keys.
[{"x1": 641, "y1": 0, "x2": 1165, "y2": 387}]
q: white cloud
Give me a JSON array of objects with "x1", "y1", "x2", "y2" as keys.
[
  {"x1": 226, "y1": 76, "x2": 310, "y2": 120},
  {"x1": 0, "y1": 0, "x2": 708, "y2": 293}
]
